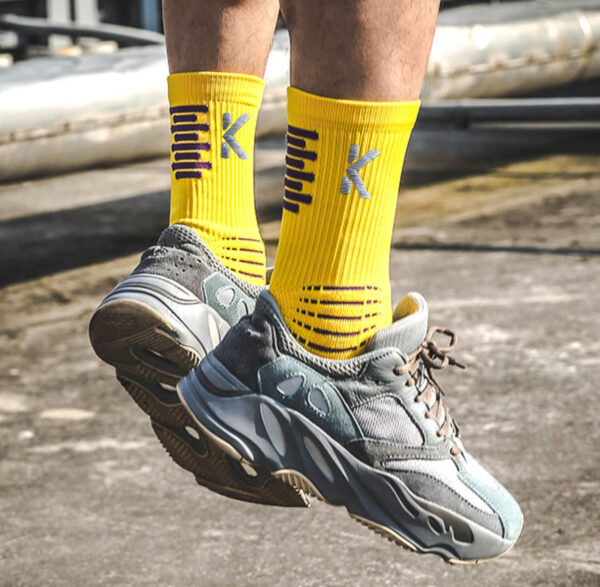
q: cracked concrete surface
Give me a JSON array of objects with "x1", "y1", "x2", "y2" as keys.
[{"x1": 0, "y1": 130, "x2": 599, "y2": 586}]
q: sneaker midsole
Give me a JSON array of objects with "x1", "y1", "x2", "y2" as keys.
[
  {"x1": 178, "y1": 361, "x2": 512, "y2": 562},
  {"x1": 101, "y1": 273, "x2": 229, "y2": 356}
]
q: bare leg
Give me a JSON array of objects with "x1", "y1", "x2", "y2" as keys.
[
  {"x1": 270, "y1": 1, "x2": 440, "y2": 357},
  {"x1": 280, "y1": 0, "x2": 439, "y2": 100},
  {"x1": 163, "y1": 0, "x2": 279, "y2": 75},
  {"x1": 163, "y1": 0, "x2": 281, "y2": 284}
]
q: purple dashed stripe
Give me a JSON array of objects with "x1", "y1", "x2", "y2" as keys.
[
  {"x1": 312, "y1": 327, "x2": 360, "y2": 337},
  {"x1": 282, "y1": 199, "x2": 299, "y2": 213},
  {"x1": 172, "y1": 114, "x2": 197, "y2": 123},
  {"x1": 171, "y1": 124, "x2": 209, "y2": 133},
  {"x1": 223, "y1": 237, "x2": 262, "y2": 243},
  {"x1": 322, "y1": 285, "x2": 366, "y2": 291},
  {"x1": 284, "y1": 189, "x2": 312, "y2": 204},
  {"x1": 316, "y1": 314, "x2": 361, "y2": 320},
  {"x1": 174, "y1": 152, "x2": 200, "y2": 161},
  {"x1": 172, "y1": 161, "x2": 212, "y2": 170},
  {"x1": 308, "y1": 342, "x2": 358, "y2": 353},
  {"x1": 224, "y1": 246, "x2": 264, "y2": 254},
  {"x1": 223, "y1": 256, "x2": 264, "y2": 267},
  {"x1": 286, "y1": 156, "x2": 305, "y2": 169},
  {"x1": 284, "y1": 177, "x2": 303, "y2": 192},
  {"x1": 170, "y1": 105, "x2": 209, "y2": 114},
  {"x1": 288, "y1": 124, "x2": 319, "y2": 141},
  {"x1": 286, "y1": 168, "x2": 314, "y2": 182},
  {"x1": 175, "y1": 171, "x2": 202, "y2": 179},
  {"x1": 171, "y1": 142, "x2": 211, "y2": 152},
  {"x1": 174, "y1": 133, "x2": 199, "y2": 142},
  {"x1": 294, "y1": 319, "x2": 310, "y2": 330},
  {"x1": 237, "y1": 269, "x2": 263, "y2": 279},
  {"x1": 287, "y1": 146, "x2": 317, "y2": 161},
  {"x1": 287, "y1": 135, "x2": 306, "y2": 148},
  {"x1": 319, "y1": 300, "x2": 363, "y2": 305},
  {"x1": 238, "y1": 259, "x2": 264, "y2": 266}
]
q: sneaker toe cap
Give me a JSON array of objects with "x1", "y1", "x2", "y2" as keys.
[{"x1": 458, "y1": 453, "x2": 523, "y2": 543}]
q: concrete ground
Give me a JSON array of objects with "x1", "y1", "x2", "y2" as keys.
[{"x1": 0, "y1": 128, "x2": 599, "y2": 586}]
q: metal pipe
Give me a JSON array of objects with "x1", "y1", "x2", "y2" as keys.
[
  {"x1": 425, "y1": 1, "x2": 600, "y2": 99},
  {"x1": 0, "y1": 14, "x2": 164, "y2": 46},
  {"x1": 418, "y1": 97, "x2": 600, "y2": 127},
  {"x1": 2, "y1": 3, "x2": 600, "y2": 183}
]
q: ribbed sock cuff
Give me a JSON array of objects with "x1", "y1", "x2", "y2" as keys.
[
  {"x1": 168, "y1": 72, "x2": 265, "y2": 108},
  {"x1": 287, "y1": 87, "x2": 420, "y2": 132}
]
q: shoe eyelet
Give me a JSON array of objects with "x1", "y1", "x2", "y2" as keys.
[{"x1": 393, "y1": 366, "x2": 402, "y2": 376}]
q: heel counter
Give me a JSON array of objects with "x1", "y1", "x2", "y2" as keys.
[{"x1": 212, "y1": 313, "x2": 278, "y2": 392}]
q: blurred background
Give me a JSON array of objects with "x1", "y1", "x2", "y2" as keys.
[{"x1": 0, "y1": 1, "x2": 599, "y2": 585}]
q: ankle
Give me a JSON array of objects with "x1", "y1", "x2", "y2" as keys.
[{"x1": 181, "y1": 223, "x2": 266, "y2": 286}]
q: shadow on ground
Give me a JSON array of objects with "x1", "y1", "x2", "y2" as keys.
[{"x1": 0, "y1": 126, "x2": 598, "y2": 286}]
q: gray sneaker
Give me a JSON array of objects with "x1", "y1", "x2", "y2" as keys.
[
  {"x1": 177, "y1": 290, "x2": 523, "y2": 563},
  {"x1": 89, "y1": 224, "x2": 307, "y2": 507}
]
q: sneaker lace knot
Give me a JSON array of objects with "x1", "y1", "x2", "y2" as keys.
[{"x1": 394, "y1": 326, "x2": 465, "y2": 456}]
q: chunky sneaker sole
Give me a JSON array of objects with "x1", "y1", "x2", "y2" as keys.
[
  {"x1": 178, "y1": 365, "x2": 513, "y2": 563},
  {"x1": 89, "y1": 227, "x2": 307, "y2": 507},
  {"x1": 177, "y1": 291, "x2": 522, "y2": 563}
]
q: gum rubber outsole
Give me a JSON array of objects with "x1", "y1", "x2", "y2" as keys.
[
  {"x1": 152, "y1": 421, "x2": 307, "y2": 506},
  {"x1": 89, "y1": 298, "x2": 308, "y2": 507}
]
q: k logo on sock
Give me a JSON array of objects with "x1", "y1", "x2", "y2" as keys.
[
  {"x1": 340, "y1": 144, "x2": 380, "y2": 200},
  {"x1": 222, "y1": 113, "x2": 250, "y2": 159}
]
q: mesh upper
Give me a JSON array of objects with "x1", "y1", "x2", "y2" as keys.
[
  {"x1": 257, "y1": 291, "x2": 394, "y2": 378},
  {"x1": 385, "y1": 458, "x2": 494, "y2": 514},
  {"x1": 353, "y1": 395, "x2": 423, "y2": 445},
  {"x1": 157, "y1": 224, "x2": 263, "y2": 299}
]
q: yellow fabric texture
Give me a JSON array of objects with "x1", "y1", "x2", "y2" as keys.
[
  {"x1": 168, "y1": 72, "x2": 265, "y2": 285},
  {"x1": 270, "y1": 88, "x2": 420, "y2": 358}
]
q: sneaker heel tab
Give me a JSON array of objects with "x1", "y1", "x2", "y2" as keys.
[
  {"x1": 256, "y1": 290, "x2": 285, "y2": 322},
  {"x1": 157, "y1": 223, "x2": 202, "y2": 248}
]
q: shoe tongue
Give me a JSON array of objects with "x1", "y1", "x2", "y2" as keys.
[
  {"x1": 367, "y1": 292, "x2": 429, "y2": 354},
  {"x1": 157, "y1": 224, "x2": 204, "y2": 251}
]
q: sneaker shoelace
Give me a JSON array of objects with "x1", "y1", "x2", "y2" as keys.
[{"x1": 394, "y1": 326, "x2": 465, "y2": 456}]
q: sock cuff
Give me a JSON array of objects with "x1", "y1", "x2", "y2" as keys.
[
  {"x1": 168, "y1": 72, "x2": 265, "y2": 108},
  {"x1": 287, "y1": 87, "x2": 420, "y2": 132}
]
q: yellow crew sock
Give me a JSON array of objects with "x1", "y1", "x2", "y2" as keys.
[
  {"x1": 168, "y1": 72, "x2": 266, "y2": 285},
  {"x1": 270, "y1": 88, "x2": 420, "y2": 358}
]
